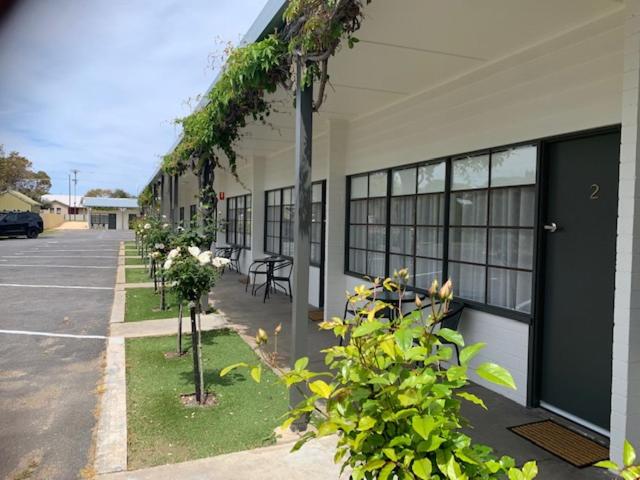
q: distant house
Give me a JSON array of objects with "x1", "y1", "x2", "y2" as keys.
[
  {"x1": 82, "y1": 197, "x2": 139, "y2": 230},
  {"x1": 41, "y1": 194, "x2": 85, "y2": 218},
  {"x1": 0, "y1": 190, "x2": 41, "y2": 213}
]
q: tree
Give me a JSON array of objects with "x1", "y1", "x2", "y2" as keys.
[
  {"x1": 0, "y1": 145, "x2": 51, "y2": 201},
  {"x1": 85, "y1": 188, "x2": 133, "y2": 198}
]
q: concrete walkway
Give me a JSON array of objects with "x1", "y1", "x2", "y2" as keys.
[
  {"x1": 99, "y1": 436, "x2": 344, "y2": 480},
  {"x1": 110, "y1": 314, "x2": 226, "y2": 338}
]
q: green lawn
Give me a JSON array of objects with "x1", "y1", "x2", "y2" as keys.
[
  {"x1": 125, "y1": 268, "x2": 152, "y2": 284},
  {"x1": 125, "y1": 257, "x2": 145, "y2": 265},
  {"x1": 126, "y1": 331, "x2": 288, "y2": 469},
  {"x1": 125, "y1": 287, "x2": 181, "y2": 322},
  {"x1": 125, "y1": 241, "x2": 136, "y2": 247}
]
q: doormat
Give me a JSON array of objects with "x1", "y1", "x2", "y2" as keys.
[
  {"x1": 508, "y1": 419, "x2": 609, "y2": 468},
  {"x1": 309, "y1": 309, "x2": 324, "y2": 322}
]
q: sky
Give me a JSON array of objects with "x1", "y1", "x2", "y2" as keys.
[{"x1": 0, "y1": 0, "x2": 269, "y2": 196}]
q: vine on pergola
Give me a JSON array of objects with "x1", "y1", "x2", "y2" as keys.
[{"x1": 160, "y1": 0, "x2": 371, "y2": 244}]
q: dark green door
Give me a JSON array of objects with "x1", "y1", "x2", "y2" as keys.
[
  {"x1": 539, "y1": 130, "x2": 619, "y2": 432},
  {"x1": 108, "y1": 214, "x2": 117, "y2": 230}
]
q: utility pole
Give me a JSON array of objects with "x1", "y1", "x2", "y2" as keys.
[
  {"x1": 71, "y1": 169, "x2": 79, "y2": 221},
  {"x1": 68, "y1": 175, "x2": 71, "y2": 221}
]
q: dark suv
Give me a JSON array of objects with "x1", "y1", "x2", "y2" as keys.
[{"x1": 0, "y1": 211, "x2": 44, "y2": 239}]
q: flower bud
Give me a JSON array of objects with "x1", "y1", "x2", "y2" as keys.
[
  {"x1": 415, "y1": 295, "x2": 423, "y2": 308},
  {"x1": 428, "y1": 279, "x2": 439, "y2": 297},
  {"x1": 439, "y1": 279, "x2": 453, "y2": 300},
  {"x1": 274, "y1": 323, "x2": 282, "y2": 335},
  {"x1": 256, "y1": 328, "x2": 268, "y2": 345}
]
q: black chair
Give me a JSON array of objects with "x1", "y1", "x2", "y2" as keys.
[
  {"x1": 228, "y1": 247, "x2": 241, "y2": 272},
  {"x1": 215, "y1": 247, "x2": 233, "y2": 275},
  {"x1": 271, "y1": 259, "x2": 293, "y2": 301},
  {"x1": 247, "y1": 256, "x2": 275, "y2": 295},
  {"x1": 408, "y1": 299, "x2": 465, "y2": 365},
  {"x1": 339, "y1": 285, "x2": 385, "y2": 346}
]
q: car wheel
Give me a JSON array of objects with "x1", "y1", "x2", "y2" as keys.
[{"x1": 27, "y1": 228, "x2": 39, "y2": 239}]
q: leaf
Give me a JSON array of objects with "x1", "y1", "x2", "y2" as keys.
[
  {"x1": 358, "y1": 416, "x2": 376, "y2": 431},
  {"x1": 363, "y1": 459, "x2": 386, "y2": 472},
  {"x1": 522, "y1": 461, "x2": 538, "y2": 480},
  {"x1": 594, "y1": 460, "x2": 619, "y2": 470},
  {"x1": 317, "y1": 421, "x2": 338, "y2": 437},
  {"x1": 294, "y1": 357, "x2": 309, "y2": 372},
  {"x1": 394, "y1": 327, "x2": 414, "y2": 351},
  {"x1": 437, "y1": 328, "x2": 464, "y2": 347},
  {"x1": 412, "y1": 415, "x2": 436, "y2": 440},
  {"x1": 380, "y1": 338, "x2": 396, "y2": 358},
  {"x1": 508, "y1": 468, "x2": 524, "y2": 480},
  {"x1": 476, "y1": 362, "x2": 516, "y2": 389},
  {"x1": 457, "y1": 392, "x2": 487, "y2": 410},
  {"x1": 383, "y1": 448, "x2": 398, "y2": 462},
  {"x1": 459, "y1": 342, "x2": 486, "y2": 365},
  {"x1": 389, "y1": 435, "x2": 410, "y2": 447},
  {"x1": 624, "y1": 440, "x2": 637, "y2": 467},
  {"x1": 378, "y1": 462, "x2": 395, "y2": 480},
  {"x1": 250, "y1": 365, "x2": 261, "y2": 383},
  {"x1": 309, "y1": 380, "x2": 332, "y2": 399},
  {"x1": 411, "y1": 458, "x2": 432, "y2": 479},
  {"x1": 220, "y1": 362, "x2": 248, "y2": 377},
  {"x1": 352, "y1": 320, "x2": 384, "y2": 338}
]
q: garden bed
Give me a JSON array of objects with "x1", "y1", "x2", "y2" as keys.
[
  {"x1": 126, "y1": 330, "x2": 288, "y2": 469},
  {"x1": 125, "y1": 287, "x2": 181, "y2": 322},
  {"x1": 125, "y1": 268, "x2": 152, "y2": 284}
]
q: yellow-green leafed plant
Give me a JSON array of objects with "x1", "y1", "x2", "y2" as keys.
[
  {"x1": 596, "y1": 440, "x2": 640, "y2": 479},
  {"x1": 223, "y1": 270, "x2": 538, "y2": 479}
]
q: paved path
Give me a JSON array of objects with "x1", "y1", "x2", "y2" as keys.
[{"x1": 0, "y1": 229, "x2": 131, "y2": 480}]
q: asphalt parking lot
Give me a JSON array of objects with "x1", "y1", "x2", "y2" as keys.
[{"x1": 0, "y1": 229, "x2": 131, "y2": 479}]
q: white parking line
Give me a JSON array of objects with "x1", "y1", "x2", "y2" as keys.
[
  {"x1": 0, "y1": 264, "x2": 116, "y2": 269},
  {"x1": 0, "y1": 329, "x2": 107, "y2": 340},
  {"x1": 23, "y1": 249, "x2": 119, "y2": 252},
  {"x1": 0, "y1": 283, "x2": 113, "y2": 290}
]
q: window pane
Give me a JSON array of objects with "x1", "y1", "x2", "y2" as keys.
[
  {"x1": 489, "y1": 229, "x2": 533, "y2": 270},
  {"x1": 415, "y1": 258, "x2": 443, "y2": 290},
  {"x1": 450, "y1": 191, "x2": 487, "y2": 226},
  {"x1": 283, "y1": 188, "x2": 293, "y2": 205},
  {"x1": 311, "y1": 223, "x2": 322, "y2": 243},
  {"x1": 367, "y1": 252, "x2": 386, "y2": 278},
  {"x1": 237, "y1": 196, "x2": 244, "y2": 209},
  {"x1": 448, "y1": 227, "x2": 487, "y2": 264},
  {"x1": 392, "y1": 168, "x2": 416, "y2": 196},
  {"x1": 491, "y1": 145, "x2": 536, "y2": 187},
  {"x1": 350, "y1": 200, "x2": 367, "y2": 224},
  {"x1": 390, "y1": 254, "x2": 413, "y2": 279},
  {"x1": 390, "y1": 226, "x2": 413, "y2": 254},
  {"x1": 448, "y1": 262, "x2": 486, "y2": 303},
  {"x1": 312, "y1": 203, "x2": 322, "y2": 223},
  {"x1": 351, "y1": 176, "x2": 368, "y2": 199},
  {"x1": 416, "y1": 227, "x2": 443, "y2": 258},
  {"x1": 312, "y1": 183, "x2": 322, "y2": 202},
  {"x1": 390, "y1": 197, "x2": 414, "y2": 225},
  {"x1": 368, "y1": 198, "x2": 387, "y2": 224},
  {"x1": 311, "y1": 243, "x2": 321, "y2": 265},
  {"x1": 367, "y1": 226, "x2": 386, "y2": 251},
  {"x1": 349, "y1": 249, "x2": 366, "y2": 273},
  {"x1": 488, "y1": 268, "x2": 532, "y2": 313},
  {"x1": 452, "y1": 154, "x2": 489, "y2": 190},
  {"x1": 418, "y1": 162, "x2": 446, "y2": 193},
  {"x1": 369, "y1": 171, "x2": 388, "y2": 197},
  {"x1": 417, "y1": 193, "x2": 444, "y2": 225},
  {"x1": 490, "y1": 186, "x2": 535, "y2": 227},
  {"x1": 349, "y1": 225, "x2": 367, "y2": 249}
]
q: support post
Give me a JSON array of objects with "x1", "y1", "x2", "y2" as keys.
[{"x1": 290, "y1": 58, "x2": 313, "y2": 420}]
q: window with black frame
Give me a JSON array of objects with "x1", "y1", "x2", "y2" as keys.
[
  {"x1": 189, "y1": 204, "x2": 196, "y2": 226},
  {"x1": 179, "y1": 207, "x2": 184, "y2": 227},
  {"x1": 265, "y1": 182, "x2": 324, "y2": 263},
  {"x1": 346, "y1": 144, "x2": 537, "y2": 315},
  {"x1": 347, "y1": 171, "x2": 388, "y2": 278},
  {"x1": 226, "y1": 194, "x2": 252, "y2": 248}
]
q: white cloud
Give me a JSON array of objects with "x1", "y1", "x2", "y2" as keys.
[{"x1": 0, "y1": 0, "x2": 269, "y2": 195}]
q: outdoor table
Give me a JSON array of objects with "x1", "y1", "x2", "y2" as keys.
[{"x1": 251, "y1": 256, "x2": 285, "y2": 302}]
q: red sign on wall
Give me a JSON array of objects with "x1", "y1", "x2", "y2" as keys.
[{"x1": 219, "y1": 192, "x2": 225, "y2": 200}]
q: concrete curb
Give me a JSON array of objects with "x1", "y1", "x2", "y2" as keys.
[
  {"x1": 110, "y1": 289, "x2": 125, "y2": 324},
  {"x1": 95, "y1": 336, "x2": 127, "y2": 475},
  {"x1": 122, "y1": 282, "x2": 154, "y2": 289},
  {"x1": 111, "y1": 314, "x2": 226, "y2": 338}
]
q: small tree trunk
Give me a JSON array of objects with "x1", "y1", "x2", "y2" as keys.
[
  {"x1": 190, "y1": 305, "x2": 204, "y2": 403},
  {"x1": 177, "y1": 303, "x2": 183, "y2": 355},
  {"x1": 153, "y1": 261, "x2": 158, "y2": 290},
  {"x1": 160, "y1": 272, "x2": 166, "y2": 310}
]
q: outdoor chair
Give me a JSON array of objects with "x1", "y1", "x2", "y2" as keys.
[
  {"x1": 247, "y1": 256, "x2": 276, "y2": 295},
  {"x1": 407, "y1": 299, "x2": 465, "y2": 366},
  {"x1": 228, "y1": 247, "x2": 241, "y2": 272},
  {"x1": 214, "y1": 246, "x2": 232, "y2": 275},
  {"x1": 339, "y1": 285, "x2": 384, "y2": 346},
  {"x1": 271, "y1": 259, "x2": 293, "y2": 301}
]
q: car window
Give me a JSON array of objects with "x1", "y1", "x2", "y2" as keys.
[
  {"x1": 0, "y1": 213, "x2": 6, "y2": 221},
  {"x1": 6, "y1": 213, "x2": 18, "y2": 221}
]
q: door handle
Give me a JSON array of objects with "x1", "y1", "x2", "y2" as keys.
[{"x1": 544, "y1": 222, "x2": 558, "y2": 233}]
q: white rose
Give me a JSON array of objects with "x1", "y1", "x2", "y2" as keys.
[
  {"x1": 150, "y1": 251, "x2": 160, "y2": 259},
  {"x1": 212, "y1": 257, "x2": 231, "y2": 268},
  {"x1": 188, "y1": 246, "x2": 201, "y2": 258},
  {"x1": 154, "y1": 243, "x2": 164, "y2": 250},
  {"x1": 144, "y1": 223, "x2": 151, "y2": 230},
  {"x1": 197, "y1": 251, "x2": 213, "y2": 266},
  {"x1": 168, "y1": 248, "x2": 180, "y2": 259},
  {"x1": 163, "y1": 259, "x2": 173, "y2": 270},
  {"x1": 162, "y1": 223, "x2": 169, "y2": 229}
]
